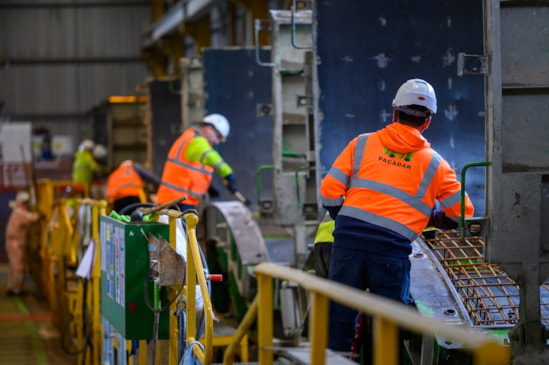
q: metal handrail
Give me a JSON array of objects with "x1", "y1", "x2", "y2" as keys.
[
  {"x1": 256, "y1": 164, "x2": 275, "y2": 205},
  {"x1": 460, "y1": 161, "x2": 491, "y2": 239},
  {"x1": 181, "y1": 210, "x2": 215, "y2": 364},
  {"x1": 290, "y1": 0, "x2": 312, "y2": 50},
  {"x1": 254, "y1": 19, "x2": 273, "y2": 67},
  {"x1": 245, "y1": 262, "x2": 510, "y2": 365},
  {"x1": 89, "y1": 199, "x2": 107, "y2": 365},
  {"x1": 223, "y1": 296, "x2": 259, "y2": 365}
]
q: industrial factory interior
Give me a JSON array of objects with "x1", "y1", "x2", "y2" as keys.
[{"x1": 0, "y1": 0, "x2": 547, "y2": 364}]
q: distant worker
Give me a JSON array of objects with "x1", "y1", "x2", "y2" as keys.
[
  {"x1": 156, "y1": 114, "x2": 248, "y2": 210},
  {"x1": 72, "y1": 139, "x2": 102, "y2": 194},
  {"x1": 320, "y1": 78, "x2": 475, "y2": 354},
  {"x1": 312, "y1": 211, "x2": 335, "y2": 278},
  {"x1": 5, "y1": 191, "x2": 39, "y2": 296},
  {"x1": 107, "y1": 160, "x2": 161, "y2": 213}
]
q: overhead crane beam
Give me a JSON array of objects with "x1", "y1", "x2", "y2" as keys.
[
  {"x1": 141, "y1": 0, "x2": 215, "y2": 77},
  {"x1": 140, "y1": 0, "x2": 271, "y2": 77},
  {"x1": 142, "y1": 0, "x2": 214, "y2": 48}
]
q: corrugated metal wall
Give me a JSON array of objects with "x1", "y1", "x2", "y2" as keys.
[{"x1": 0, "y1": 1, "x2": 151, "y2": 142}]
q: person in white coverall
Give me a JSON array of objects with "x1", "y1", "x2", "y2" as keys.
[{"x1": 5, "y1": 191, "x2": 39, "y2": 296}]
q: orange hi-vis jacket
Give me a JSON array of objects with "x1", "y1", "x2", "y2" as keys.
[
  {"x1": 156, "y1": 128, "x2": 214, "y2": 206},
  {"x1": 320, "y1": 122, "x2": 474, "y2": 242},
  {"x1": 106, "y1": 160, "x2": 145, "y2": 204}
]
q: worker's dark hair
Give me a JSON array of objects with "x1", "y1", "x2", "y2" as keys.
[
  {"x1": 395, "y1": 105, "x2": 431, "y2": 127},
  {"x1": 196, "y1": 121, "x2": 211, "y2": 129}
]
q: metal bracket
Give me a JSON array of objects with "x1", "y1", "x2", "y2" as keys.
[
  {"x1": 296, "y1": 95, "x2": 312, "y2": 108},
  {"x1": 291, "y1": 0, "x2": 313, "y2": 50},
  {"x1": 254, "y1": 19, "x2": 273, "y2": 67},
  {"x1": 147, "y1": 233, "x2": 185, "y2": 286},
  {"x1": 257, "y1": 103, "x2": 273, "y2": 117},
  {"x1": 457, "y1": 53, "x2": 488, "y2": 76}
]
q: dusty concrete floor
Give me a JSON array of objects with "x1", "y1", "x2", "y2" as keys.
[{"x1": 0, "y1": 263, "x2": 75, "y2": 365}]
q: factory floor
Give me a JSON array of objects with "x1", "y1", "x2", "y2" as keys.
[{"x1": 0, "y1": 263, "x2": 74, "y2": 365}]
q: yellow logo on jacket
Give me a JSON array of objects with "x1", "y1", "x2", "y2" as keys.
[{"x1": 379, "y1": 147, "x2": 413, "y2": 169}]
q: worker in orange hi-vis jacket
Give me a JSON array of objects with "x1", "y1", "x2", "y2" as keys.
[
  {"x1": 156, "y1": 113, "x2": 250, "y2": 211},
  {"x1": 5, "y1": 191, "x2": 39, "y2": 296},
  {"x1": 106, "y1": 160, "x2": 161, "y2": 213},
  {"x1": 319, "y1": 78, "x2": 475, "y2": 357}
]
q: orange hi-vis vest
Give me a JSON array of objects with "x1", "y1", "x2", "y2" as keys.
[
  {"x1": 156, "y1": 128, "x2": 214, "y2": 206},
  {"x1": 106, "y1": 161, "x2": 145, "y2": 204},
  {"x1": 320, "y1": 126, "x2": 474, "y2": 242}
]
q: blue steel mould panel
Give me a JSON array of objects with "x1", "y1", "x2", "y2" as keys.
[
  {"x1": 316, "y1": 0, "x2": 486, "y2": 216},
  {"x1": 203, "y1": 48, "x2": 273, "y2": 211}
]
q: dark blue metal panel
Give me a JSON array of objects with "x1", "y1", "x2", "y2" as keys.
[
  {"x1": 203, "y1": 48, "x2": 273, "y2": 210},
  {"x1": 149, "y1": 80, "x2": 182, "y2": 178},
  {"x1": 316, "y1": 0, "x2": 486, "y2": 215}
]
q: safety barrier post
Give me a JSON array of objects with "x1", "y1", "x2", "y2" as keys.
[
  {"x1": 373, "y1": 317, "x2": 398, "y2": 365},
  {"x1": 168, "y1": 214, "x2": 179, "y2": 365},
  {"x1": 182, "y1": 210, "x2": 214, "y2": 364},
  {"x1": 256, "y1": 271, "x2": 274, "y2": 365},
  {"x1": 308, "y1": 291, "x2": 328, "y2": 364},
  {"x1": 91, "y1": 199, "x2": 107, "y2": 365}
]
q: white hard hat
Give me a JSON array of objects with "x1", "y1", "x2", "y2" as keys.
[
  {"x1": 93, "y1": 144, "x2": 107, "y2": 159},
  {"x1": 392, "y1": 78, "x2": 437, "y2": 115},
  {"x1": 203, "y1": 114, "x2": 230, "y2": 140},
  {"x1": 79, "y1": 139, "x2": 95, "y2": 151},
  {"x1": 16, "y1": 191, "x2": 30, "y2": 204}
]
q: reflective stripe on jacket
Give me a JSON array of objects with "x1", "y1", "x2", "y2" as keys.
[
  {"x1": 320, "y1": 123, "x2": 474, "y2": 242},
  {"x1": 106, "y1": 161, "x2": 145, "y2": 203},
  {"x1": 156, "y1": 128, "x2": 214, "y2": 205}
]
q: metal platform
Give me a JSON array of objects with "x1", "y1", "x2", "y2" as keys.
[{"x1": 418, "y1": 230, "x2": 549, "y2": 332}]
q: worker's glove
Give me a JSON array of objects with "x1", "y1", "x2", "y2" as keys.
[
  {"x1": 223, "y1": 174, "x2": 238, "y2": 194},
  {"x1": 208, "y1": 185, "x2": 220, "y2": 199},
  {"x1": 428, "y1": 209, "x2": 458, "y2": 230},
  {"x1": 243, "y1": 198, "x2": 252, "y2": 207}
]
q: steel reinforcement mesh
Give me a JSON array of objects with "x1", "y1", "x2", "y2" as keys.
[{"x1": 421, "y1": 230, "x2": 549, "y2": 327}]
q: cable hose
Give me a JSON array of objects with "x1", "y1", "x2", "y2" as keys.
[
  {"x1": 118, "y1": 202, "x2": 156, "y2": 215},
  {"x1": 151, "y1": 309, "x2": 160, "y2": 365},
  {"x1": 178, "y1": 308, "x2": 187, "y2": 362},
  {"x1": 180, "y1": 340, "x2": 205, "y2": 365}
]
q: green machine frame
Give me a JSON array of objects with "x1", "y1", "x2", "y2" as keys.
[{"x1": 100, "y1": 216, "x2": 170, "y2": 340}]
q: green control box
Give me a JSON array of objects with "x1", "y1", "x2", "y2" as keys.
[{"x1": 100, "y1": 216, "x2": 171, "y2": 340}]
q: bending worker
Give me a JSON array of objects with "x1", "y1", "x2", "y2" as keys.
[
  {"x1": 106, "y1": 160, "x2": 161, "y2": 213},
  {"x1": 156, "y1": 114, "x2": 247, "y2": 211},
  {"x1": 5, "y1": 191, "x2": 39, "y2": 296},
  {"x1": 319, "y1": 78, "x2": 475, "y2": 354}
]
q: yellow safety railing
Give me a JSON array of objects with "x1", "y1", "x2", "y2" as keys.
[
  {"x1": 29, "y1": 179, "x2": 87, "y2": 296},
  {"x1": 223, "y1": 262, "x2": 510, "y2": 365},
  {"x1": 181, "y1": 210, "x2": 215, "y2": 364},
  {"x1": 78, "y1": 198, "x2": 107, "y2": 365},
  {"x1": 28, "y1": 178, "x2": 106, "y2": 365}
]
